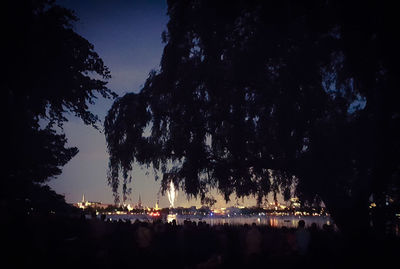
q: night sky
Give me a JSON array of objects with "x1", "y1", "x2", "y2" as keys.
[{"x1": 50, "y1": 0, "x2": 260, "y2": 208}]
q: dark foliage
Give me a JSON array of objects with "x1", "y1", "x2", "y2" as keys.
[
  {"x1": 105, "y1": 0, "x2": 399, "y2": 233},
  {"x1": 3, "y1": 0, "x2": 115, "y2": 215}
]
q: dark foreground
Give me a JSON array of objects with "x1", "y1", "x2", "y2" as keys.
[{"x1": 3, "y1": 215, "x2": 399, "y2": 269}]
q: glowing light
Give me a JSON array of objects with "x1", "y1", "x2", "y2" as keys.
[
  {"x1": 149, "y1": 212, "x2": 160, "y2": 217},
  {"x1": 167, "y1": 181, "x2": 177, "y2": 208},
  {"x1": 167, "y1": 214, "x2": 177, "y2": 223},
  {"x1": 269, "y1": 218, "x2": 278, "y2": 227}
]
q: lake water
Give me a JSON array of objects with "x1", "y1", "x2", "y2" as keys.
[{"x1": 105, "y1": 214, "x2": 333, "y2": 229}]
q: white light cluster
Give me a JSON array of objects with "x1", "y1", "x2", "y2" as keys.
[{"x1": 167, "y1": 181, "x2": 177, "y2": 208}]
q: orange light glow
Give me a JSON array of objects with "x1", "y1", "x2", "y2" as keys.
[{"x1": 149, "y1": 212, "x2": 160, "y2": 217}]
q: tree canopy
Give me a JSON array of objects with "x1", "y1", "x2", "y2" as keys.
[
  {"x1": 4, "y1": 0, "x2": 115, "y2": 214},
  {"x1": 105, "y1": 0, "x2": 399, "y2": 233}
]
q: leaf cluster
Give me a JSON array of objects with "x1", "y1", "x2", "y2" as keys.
[
  {"x1": 4, "y1": 0, "x2": 115, "y2": 211},
  {"x1": 105, "y1": 0, "x2": 399, "y2": 216}
]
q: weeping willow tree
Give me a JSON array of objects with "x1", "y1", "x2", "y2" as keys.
[{"x1": 105, "y1": 0, "x2": 399, "y2": 234}]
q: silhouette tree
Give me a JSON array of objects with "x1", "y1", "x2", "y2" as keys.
[
  {"x1": 3, "y1": 0, "x2": 115, "y2": 215},
  {"x1": 105, "y1": 0, "x2": 399, "y2": 234}
]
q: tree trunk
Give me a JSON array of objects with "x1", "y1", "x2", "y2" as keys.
[{"x1": 322, "y1": 192, "x2": 371, "y2": 237}]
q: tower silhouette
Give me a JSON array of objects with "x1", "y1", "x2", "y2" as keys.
[{"x1": 137, "y1": 194, "x2": 142, "y2": 209}]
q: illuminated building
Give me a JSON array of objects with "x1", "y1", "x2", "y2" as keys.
[
  {"x1": 76, "y1": 194, "x2": 108, "y2": 209},
  {"x1": 135, "y1": 194, "x2": 143, "y2": 209},
  {"x1": 155, "y1": 199, "x2": 160, "y2": 211},
  {"x1": 289, "y1": 197, "x2": 301, "y2": 208}
]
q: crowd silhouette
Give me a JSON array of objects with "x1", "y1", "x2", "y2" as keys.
[{"x1": 4, "y1": 213, "x2": 398, "y2": 268}]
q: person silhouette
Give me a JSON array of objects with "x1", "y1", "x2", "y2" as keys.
[
  {"x1": 295, "y1": 220, "x2": 310, "y2": 255},
  {"x1": 245, "y1": 223, "x2": 262, "y2": 264}
]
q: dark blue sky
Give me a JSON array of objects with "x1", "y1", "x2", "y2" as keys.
[{"x1": 50, "y1": 0, "x2": 260, "y2": 208}]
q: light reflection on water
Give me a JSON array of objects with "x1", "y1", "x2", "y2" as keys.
[
  {"x1": 181, "y1": 215, "x2": 332, "y2": 229},
  {"x1": 109, "y1": 214, "x2": 332, "y2": 229},
  {"x1": 167, "y1": 214, "x2": 177, "y2": 223}
]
